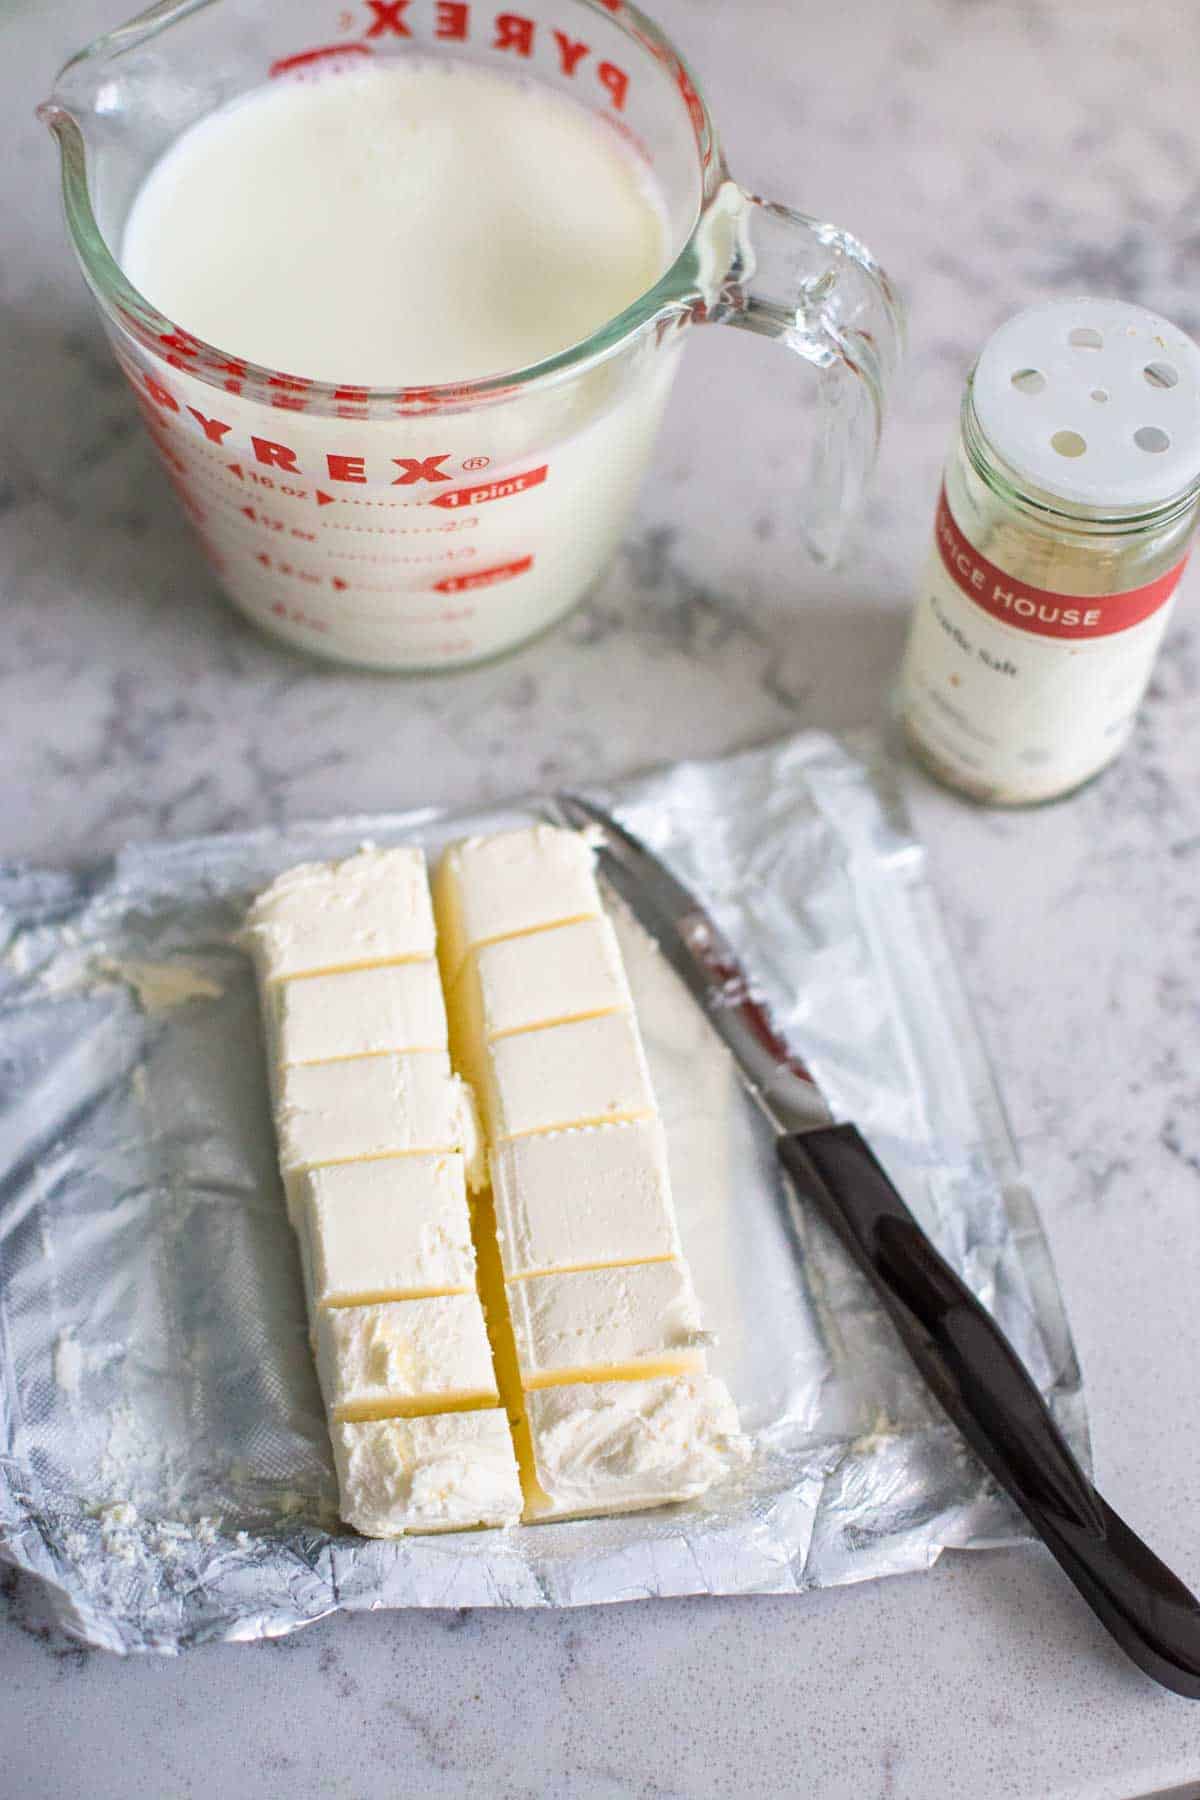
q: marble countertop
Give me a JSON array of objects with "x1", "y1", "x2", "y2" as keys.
[{"x1": 5, "y1": 0, "x2": 1200, "y2": 1794}]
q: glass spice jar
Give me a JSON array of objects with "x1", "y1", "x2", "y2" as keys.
[{"x1": 899, "y1": 298, "x2": 1200, "y2": 805}]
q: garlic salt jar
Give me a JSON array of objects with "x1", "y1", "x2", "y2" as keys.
[{"x1": 900, "y1": 299, "x2": 1200, "y2": 804}]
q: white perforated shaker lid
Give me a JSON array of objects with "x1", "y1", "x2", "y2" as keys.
[{"x1": 971, "y1": 297, "x2": 1200, "y2": 511}]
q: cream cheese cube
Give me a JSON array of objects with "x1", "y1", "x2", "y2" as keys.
[
  {"x1": 447, "y1": 915, "x2": 632, "y2": 1097},
  {"x1": 522, "y1": 1375, "x2": 749, "y2": 1521},
  {"x1": 482, "y1": 1012, "x2": 656, "y2": 1142},
  {"x1": 245, "y1": 846, "x2": 436, "y2": 980},
  {"x1": 506, "y1": 1260, "x2": 707, "y2": 1388},
  {"x1": 492, "y1": 1120, "x2": 680, "y2": 1279},
  {"x1": 273, "y1": 961, "x2": 447, "y2": 1065},
  {"x1": 275, "y1": 1053, "x2": 482, "y2": 1210},
  {"x1": 315, "y1": 1293, "x2": 498, "y2": 1421},
  {"x1": 332, "y1": 1410, "x2": 522, "y2": 1536},
  {"x1": 298, "y1": 1154, "x2": 475, "y2": 1308},
  {"x1": 459, "y1": 915, "x2": 630, "y2": 1041},
  {"x1": 434, "y1": 825, "x2": 601, "y2": 986}
]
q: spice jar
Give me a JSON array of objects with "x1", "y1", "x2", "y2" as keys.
[{"x1": 899, "y1": 298, "x2": 1200, "y2": 804}]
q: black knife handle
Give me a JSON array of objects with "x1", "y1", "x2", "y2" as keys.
[{"x1": 778, "y1": 1123, "x2": 1200, "y2": 1698}]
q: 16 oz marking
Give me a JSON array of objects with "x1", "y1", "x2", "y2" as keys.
[{"x1": 242, "y1": 469, "x2": 308, "y2": 497}]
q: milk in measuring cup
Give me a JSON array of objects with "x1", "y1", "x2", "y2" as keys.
[{"x1": 118, "y1": 59, "x2": 675, "y2": 668}]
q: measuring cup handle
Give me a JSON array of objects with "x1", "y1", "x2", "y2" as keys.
[{"x1": 717, "y1": 190, "x2": 904, "y2": 563}]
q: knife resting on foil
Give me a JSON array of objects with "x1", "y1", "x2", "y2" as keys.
[{"x1": 552, "y1": 790, "x2": 1200, "y2": 1701}]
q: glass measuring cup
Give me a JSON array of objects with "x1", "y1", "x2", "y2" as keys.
[{"x1": 43, "y1": 0, "x2": 903, "y2": 672}]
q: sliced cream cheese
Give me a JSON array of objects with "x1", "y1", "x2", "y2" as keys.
[
  {"x1": 273, "y1": 960, "x2": 448, "y2": 1065},
  {"x1": 492, "y1": 1119, "x2": 680, "y2": 1279},
  {"x1": 331, "y1": 1409, "x2": 523, "y2": 1536},
  {"x1": 298, "y1": 1153, "x2": 475, "y2": 1308},
  {"x1": 434, "y1": 824, "x2": 602, "y2": 986},
  {"x1": 506, "y1": 1259, "x2": 707, "y2": 1388},
  {"x1": 245, "y1": 845, "x2": 436, "y2": 980},
  {"x1": 275, "y1": 1052, "x2": 483, "y2": 1206},
  {"x1": 453, "y1": 914, "x2": 630, "y2": 1049},
  {"x1": 252, "y1": 825, "x2": 748, "y2": 1535},
  {"x1": 315, "y1": 1292, "x2": 498, "y2": 1421},
  {"x1": 522, "y1": 1374, "x2": 749, "y2": 1520},
  {"x1": 482, "y1": 1011, "x2": 656, "y2": 1142}
]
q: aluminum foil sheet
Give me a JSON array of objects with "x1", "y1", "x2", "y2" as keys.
[{"x1": 0, "y1": 730, "x2": 1088, "y2": 1652}]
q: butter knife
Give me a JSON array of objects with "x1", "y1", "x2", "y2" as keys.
[{"x1": 553, "y1": 790, "x2": 1200, "y2": 1700}]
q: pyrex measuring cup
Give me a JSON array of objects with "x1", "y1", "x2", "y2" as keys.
[{"x1": 43, "y1": 0, "x2": 902, "y2": 672}]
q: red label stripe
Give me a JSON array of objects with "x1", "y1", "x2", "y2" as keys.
[{"x1": 934, "y1": 486, "x2": 1187, "y2": 641}]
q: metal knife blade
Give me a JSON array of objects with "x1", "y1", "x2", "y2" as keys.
[{"x1": 550, "y1": 791, "x2": 831, "y2": 1137}]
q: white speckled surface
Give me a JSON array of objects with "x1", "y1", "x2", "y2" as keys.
[{"x1": 5, "y1": 0, "x2": 1200, "y2": 1794}]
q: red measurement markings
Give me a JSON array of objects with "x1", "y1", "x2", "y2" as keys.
[
  {"x1": 434, "y1": 554, "x2": 533, "y2": 593},
  {"x1": 253, "y1": 553, "x2": 336, "y2": 588},
  {"x1": 183, "y1": 469, "x2": 263, "y2": 515},
  {"x1": 159, "y1": 460, "x2": 281, "y2": 521},
  {"x1": 337, "y1": 496, "x2": 478, "y2": 511},
  {"x1": 240, "y1": 505, "x2": 317, "y2": 541},
  {"x1": 191, "y1": 471, "x2": 478, "y2": 561},
  {"x1": 227, "y1": 463, "x2": 311, "y2": 500},
  {"x1": 266, "y1": 601, "x2": 332, "y2": 634},
  {"x1": 429, "y1": 465, "x2": 548, "y2": 509},
  {"x1": 278, "y1": 595, "x2": 478, "y2": 627},
  {"x1": 325, "y1": 519, "x2": 479, "y2": 534},
  {"x1": 334, "y1": 546, "x2": 477, "y2": 563},
  {"x1": 411, "y1": 605, "x2": 476, "y2": 625},
  {"x1": 225, "y1": 467, "x2": 457, "y2": 513},
  {"x1": 207, "y1": 459, "x2": 337, "y2": 509},
  {"x1": 322, "y1": 574, "x2": 480, "y2": 594}
]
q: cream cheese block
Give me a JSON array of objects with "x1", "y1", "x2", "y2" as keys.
[
  {"x1": 297, "y1": 1154, "x2": 475, "y2": 1308},
  {"x1": 245, "y1": 845, "x2": 436, "y2": 980},
  {"x1": 506, "y1": 1260, "x2": 707, "y2": 1388},
  {"x1": 481, "y1": 1011, "x2": 656, "y2": 1142},
  {"x1": 522, "y1": 1375, "x2": 749, "y2": 1521},
  {"x1": 315, "y1": 1292, "x2": 498, "y2": 1421},
  {"x1": 251, "y1": 823, "x2": 748, "y2": 1534},
  {"x1": 434, "y1": 824, "x2": 602, "y2": 986},
  {"x1": 275, "y1": 1052, "x2": 482, "y2": 1213},
  {"x1": 492, "y1": 1120, "x2": 680, "y2": 1279},
  {"x1": 273, "y1": 961, "x2": 448, "y2": 1065},
  {"x1": 452, "y1": 916, "x2": 631, "y2": 1056},
  {"x1": 332, "y1": 1410, "x2": 522, "y2": 1536}
]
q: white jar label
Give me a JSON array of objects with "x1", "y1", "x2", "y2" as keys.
[{"x1": 901, "y1": 487, "x2": 1187, "y2": 802}]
